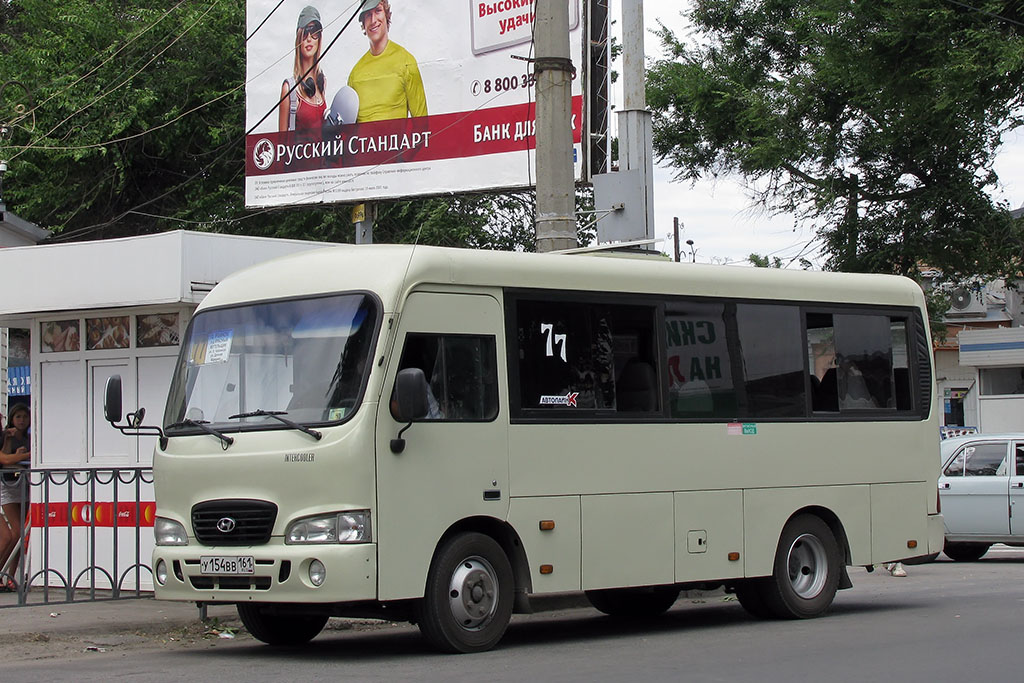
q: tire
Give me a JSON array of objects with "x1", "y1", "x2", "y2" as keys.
[
  {"x1": 733, "y1": 581, "x2": 774, "y2": 619},
  {"x1": 237, "y1": 604, "x2": 328, "y2": 646},
  {"x1": 417, "y1": 532, "x2": 514, "y2": 653},
  {"x1": 585, "y1": 586, "x2": 680, "y2": 618},
  {"x1": 759, "y1": 514, "x2": 841, "y2": 619},
  {"x1": 943, "y1": 541, "x2": 991, "y2": 562}
]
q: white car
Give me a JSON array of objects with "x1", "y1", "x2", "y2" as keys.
[{"x1": 938, "y1": 433, "x2": 1024, "y2": 561}]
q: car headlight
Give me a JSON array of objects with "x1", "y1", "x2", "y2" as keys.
[
  {"x1": 286, "y1": 511, "x2": 371, "y2": 544},
  {"x1": 154, "y1": 517, "x2": 189, "y2": 546}
]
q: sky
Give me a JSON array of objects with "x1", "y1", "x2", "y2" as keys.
[{"x1": 617, "y1": 0, "x2": 1024, "y2": 267}]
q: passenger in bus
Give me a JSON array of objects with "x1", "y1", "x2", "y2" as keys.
[{"x1": 0, "y1": 405, "x2": 31, "y2": 587}]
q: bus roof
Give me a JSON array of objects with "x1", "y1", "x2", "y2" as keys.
[{"x1": 198, "y1": 244, "x2": 926, "y2": 313}]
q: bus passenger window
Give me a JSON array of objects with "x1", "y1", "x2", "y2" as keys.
[
  {"x1": 514, "y1": 299, "x2": 658, "y2": 415},
  {"x1": 394, "y1": 334, "x2": 498, "y2": 422}
]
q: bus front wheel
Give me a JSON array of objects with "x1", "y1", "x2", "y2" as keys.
[
  {"x1": 236, "y1": 604, "x2": 328, "y2": 646},
  {"x1": 417, "y1": 532, "x2": 514, "y2": 653},
  {"x1": 760, "y1": 514, "x2": 841, "y2": 619}
]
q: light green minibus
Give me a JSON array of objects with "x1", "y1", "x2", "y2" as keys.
[{"x1": 106, "y1": 245, "x2": 944, "y2": 653}]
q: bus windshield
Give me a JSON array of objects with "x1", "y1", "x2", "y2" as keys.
[{"x1": 164, "y1": 293, "x2": 378, "y2": 432}]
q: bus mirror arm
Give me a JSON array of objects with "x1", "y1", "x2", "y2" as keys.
[
  {"x1": 104, "y1": 374, "x2": 169, "y2": 449},
  {"x1": 391, "y1": 423, "x2": 414, "y2": 454}
]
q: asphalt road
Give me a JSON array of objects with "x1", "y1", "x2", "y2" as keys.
[{"x1": 3, "y1": 548, "x2": 1022, "y2": 682}]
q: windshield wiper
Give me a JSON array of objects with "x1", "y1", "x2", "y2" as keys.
[
  {"x1": 227, "y1": 410, "x2": 323, "y2": 441},
  {"x1": 166, "y1": 418, "x2": 234, "y2": 449}
]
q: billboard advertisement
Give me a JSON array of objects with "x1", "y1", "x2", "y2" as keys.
[{"x1": 244, "y1": 0, "x2": 597, "y2": 209}]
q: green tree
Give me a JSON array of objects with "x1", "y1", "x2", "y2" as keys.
[
  {"x1": 647, "y1": 0, "x2": 1024, "y2": 280},
  {"x1": 0, "y1": 0, "x2": 569, "y2": 251}
]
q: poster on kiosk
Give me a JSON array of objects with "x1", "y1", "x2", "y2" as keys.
[{"x1": 244, "y1": 0, "x2": 587, "y2": 208}]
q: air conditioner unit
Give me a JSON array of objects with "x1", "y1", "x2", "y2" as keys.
[{"x1": 946, "y1": 285, "x2": 987, "y2": 317}]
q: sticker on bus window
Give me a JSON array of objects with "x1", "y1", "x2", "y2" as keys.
[
  {"x1": 540, "y1": 392, "x2": 579, "y2": 407},
  {"x1": 727, "y1": 422, "x2": 758, "y2": 436},
  {"x1": 189, "y1": 329, "x2": 234, "y2": 366},
  {"x1": 327, "y1": 408, "x2": 347, "y2": 421}
]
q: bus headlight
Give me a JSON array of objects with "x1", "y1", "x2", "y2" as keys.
[
  {"x1": 154, "y1": 517, "x2": 189, "y2": 546},
  {"x1": 286, "y1": 511, "x2": 371, "y2": 544}
]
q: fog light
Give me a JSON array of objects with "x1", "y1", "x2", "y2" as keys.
[
  {"x1": 155, "y1": 559, "x2": 168, "y2": 586},
  {"x1": 309, "y1": 559, "x2": 326, "y2": 587}
]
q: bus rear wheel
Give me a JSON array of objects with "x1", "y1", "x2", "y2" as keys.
[
  {"x1": 237, "y1": 604, "x2": 328, "y2": 646},
  {"x1": 417, "y1": 532, "x2": 514, "y2": 653},
  {"x1": 760, "y1": 514, "x2": 841, "y2": 619},
  {"x1": 585, "y1": 586, "x2": 680, "y2": 618}
]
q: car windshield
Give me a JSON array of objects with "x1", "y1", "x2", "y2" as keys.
[{"x1": 164, "y1": 293, "x2": 378, "y2": 431}]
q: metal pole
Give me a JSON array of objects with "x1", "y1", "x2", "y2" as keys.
[
  {"x1": 673, "y1": 217, "x2": 681, "y2": 263},
  {"x1": 534, "y1": 0, "x2": 577, "y2": 253},
  {"x1": 353, "y1": 202, "x2": 374, "y2": 245}
]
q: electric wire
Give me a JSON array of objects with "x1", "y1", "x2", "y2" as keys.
[
  {"x1": 55, "y1": 77, "x2": 530, "y2": 241},
  {"x1": 10, "y1": 0, "x2": 223, "y2": 163},
  {"x1": 247, "y1": 0, "x2": 288, "y2": 41},
  {"x1": 940, "y1": 0, "x2": 1024, "y2": 29},
  {"x1": 44, "y1": 1, "x2": 543, "y2": 240},
  {"x1": 4, "y1": 0, "x2": 191, "y2": 136}
]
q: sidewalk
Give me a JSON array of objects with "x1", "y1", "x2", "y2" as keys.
[{"x1": 2, "y1": 593, "x2": 237, "y2": 639}]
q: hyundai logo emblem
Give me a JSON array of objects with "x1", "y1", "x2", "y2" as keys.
[{"x1": 216, "y1": 517, "x2": 237, "y2": 534}]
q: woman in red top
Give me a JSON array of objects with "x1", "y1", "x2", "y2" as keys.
[{"x1": 278, "y1": 6, "x2": 328, "y2": 137}]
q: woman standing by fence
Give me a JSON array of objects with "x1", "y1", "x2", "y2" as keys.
[{"x1": 0, "y1": 405, "x2": 31, "y2": 589}]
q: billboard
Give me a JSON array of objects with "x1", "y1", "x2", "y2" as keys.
[{"x1": 245, "y1": 0, "x2": 602, "y2": 209}]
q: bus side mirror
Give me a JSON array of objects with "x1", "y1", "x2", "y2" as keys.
[
  {"x1": 390, "y1": 368, "x2": 429, "y2": 454},
  {"x1": 393, "y1": 368, "x2": 429, "y2": 422},
  {"x1": 104, "y1": 375, "x2": 123, "y2": 424}
]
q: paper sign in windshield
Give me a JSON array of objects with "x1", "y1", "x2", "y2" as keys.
[{"x1": 190, "y1": 330, "x2": 234, "y2": 366}]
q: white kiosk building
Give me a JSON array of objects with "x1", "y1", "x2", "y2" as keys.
[{"x1": 0, "y1": 231, "x2": 335, "y2": 592}]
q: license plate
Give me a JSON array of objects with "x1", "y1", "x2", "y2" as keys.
[{"x1": 200, "y1": 555, "x2": 255, "y2": 575}]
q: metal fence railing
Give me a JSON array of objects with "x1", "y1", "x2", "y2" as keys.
[{"x1": 1, "y1": 467, "x2": 155, "y2": 609}]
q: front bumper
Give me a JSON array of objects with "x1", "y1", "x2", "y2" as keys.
[{"x1": 153, "y1": 542, "x2": 377, "y2": 604}]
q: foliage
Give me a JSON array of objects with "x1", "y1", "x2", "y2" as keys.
[
  {"x1": 748, "y1": 252, "x2": 812, "y2": 269},
  {"x1": 647, "y1": 0, "x2": 1024, "y2": 281},
  {"x1": 0, "y1": 0, "x2": 577, "y2": 251}
]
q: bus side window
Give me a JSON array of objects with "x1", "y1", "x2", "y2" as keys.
[{"x1": 394, "y1": 334, "x2": 498, "y2": 422}]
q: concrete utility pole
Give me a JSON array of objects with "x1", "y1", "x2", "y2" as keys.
[{"x1": 533, "y1": 0, "x2": 577, "y2": 253}]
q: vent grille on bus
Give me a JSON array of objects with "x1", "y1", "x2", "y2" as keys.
[
  {"x1": 915, "y1": 312, "x2": 933, "y2": 416},
  {"x1": 191, "y1": 499, "x2": 278, "y2": 547}
]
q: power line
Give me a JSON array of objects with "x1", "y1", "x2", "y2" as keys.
[
  {"x1": 5, "y1": 1, "x2": 191, "y2": 136},
  {"x1": 11, "y1": 0, "x2": 222, "y2": 163},
  {"x1": 940, "y1": 0, "x2": 1024, "y2": 29},
  {"x1": 245, "y1": 1, "x2": 363, "y2": 137},
  {"x1": 6, "y1": 86, "x2": 242, "y2": 152},
  {"x1": 55, "y1": 76, "x2": 532, "y2": 241}
]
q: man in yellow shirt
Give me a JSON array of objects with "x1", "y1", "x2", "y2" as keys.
[{"x1": 348, "y1": 0, "x2": 428, "y2": 123}]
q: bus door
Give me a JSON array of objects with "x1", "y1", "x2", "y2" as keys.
[{"x1": 375, "y1": 292, "x2": 509, "y2": 600}]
